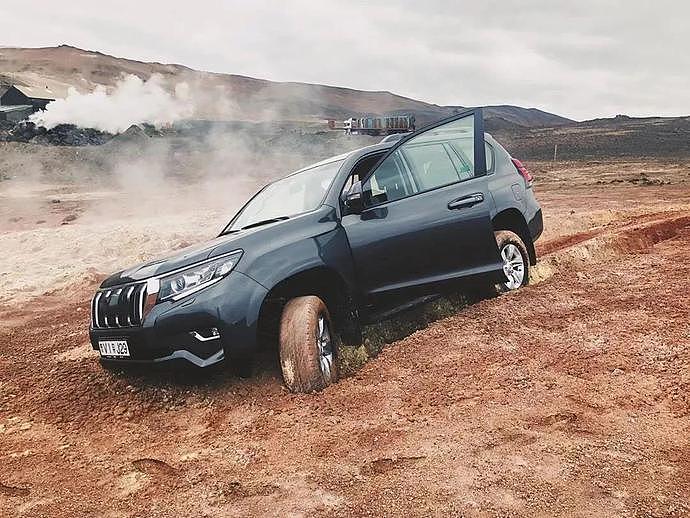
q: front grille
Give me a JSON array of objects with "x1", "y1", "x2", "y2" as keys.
[{"x1": 92, "y1": 283, "x2": 147, "y2": 329}]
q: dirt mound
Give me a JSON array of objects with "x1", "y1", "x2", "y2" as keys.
[{"x1": 533, "y1": 212, "x2": 690, "y2": 283}]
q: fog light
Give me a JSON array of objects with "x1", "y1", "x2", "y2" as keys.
[{"x1": 189, "y1": 327, "x2": 220, "y2": 342}]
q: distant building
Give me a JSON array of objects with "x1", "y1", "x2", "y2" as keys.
[
  {"x1": 0, "y1": 105, "x2": 34, "y2": 122},
  {"x1": 0, "y1": 85, "x2": 55, "y2": 118}
]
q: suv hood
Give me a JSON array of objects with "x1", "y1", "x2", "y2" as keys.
[
  {"x1": 98, "y1": 206, "x2": 339, "y2": 289},
  {"x1": 100, "y1": 232, "x2": 245, "y2": 288}
]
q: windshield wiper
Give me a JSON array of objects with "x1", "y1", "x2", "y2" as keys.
[{"x1": 239, "y1": 216, "x2": 290, "y2": 231}]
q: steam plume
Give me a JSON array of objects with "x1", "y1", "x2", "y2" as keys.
[{"x1": 30, "y1": 74, "x2": 192, "y2": 133}]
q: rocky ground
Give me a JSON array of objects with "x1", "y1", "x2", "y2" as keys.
[{"x1": 1, "y1": 145, "x2": 689, "y2": 516}]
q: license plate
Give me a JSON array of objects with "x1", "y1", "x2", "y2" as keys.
[{"x1": 98, "y1": 339, "x2": 130, "y2": 358}]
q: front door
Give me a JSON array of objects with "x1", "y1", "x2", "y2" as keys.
[{"x1": 341, "y1": 109, "x2": 502, "y2": 305}]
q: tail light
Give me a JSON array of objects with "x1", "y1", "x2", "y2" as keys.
[{"x1": 511, "y1": 158, "x2": 533, "y2": 187}]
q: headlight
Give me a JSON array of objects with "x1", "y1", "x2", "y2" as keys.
[{"x1": 158, "y1": 251, "x2": 242, "y2": 302}]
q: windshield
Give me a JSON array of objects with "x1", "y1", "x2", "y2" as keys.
[{"x1": 226, "y1": 158, "x2": 344, "y2": 232}]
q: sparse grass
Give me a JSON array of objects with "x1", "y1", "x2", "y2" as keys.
[
  {"x1": 337, "y1": 291, "x2": 477, "y2": 377},
  {"x1": 337, "y1": 344, "x2": 369, "y2": 377}
]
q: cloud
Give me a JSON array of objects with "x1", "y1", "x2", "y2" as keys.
[{"x1": 1, "y1": 0, "x2": 687, "y2": 120}]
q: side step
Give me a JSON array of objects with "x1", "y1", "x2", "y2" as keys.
[{"x1": 365, "y1": 293, "x2": 442, "y2": 324}]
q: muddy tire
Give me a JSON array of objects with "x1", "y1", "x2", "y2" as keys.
[
  {"x1": 279, "y1": 296, "x2": 338, "y2": 393},
  {"x1": 495, "y1": 230, "x2": 530, "y2": 292}
]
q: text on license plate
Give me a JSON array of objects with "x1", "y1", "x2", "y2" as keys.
[{"x1": 98, "y1": 339, "x2": 130, "y2": 357}]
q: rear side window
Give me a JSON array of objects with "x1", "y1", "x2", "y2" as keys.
[
  {"x1": 447, "y1": 138, "x2": 474, "y2": 175},
  {"x1": 444, "y1": 143, "x2": 473, "y2": 180},
  {"x1": 448, "y1": 139, "x2": 494, "y2": 174},
  {"x1": 401, "y1": 143, "x2": 460, "y2": 191}
]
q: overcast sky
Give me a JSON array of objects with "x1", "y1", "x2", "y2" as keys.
[{"x1": 1, "y1": 0, "x2": 687, "y2": 121}]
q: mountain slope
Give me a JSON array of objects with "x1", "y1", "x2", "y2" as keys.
[{"x1": 0, "y1": 45, "x2": 572, "y2": 126}]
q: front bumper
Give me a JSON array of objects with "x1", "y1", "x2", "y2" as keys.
[{"x1": 89, "y1": 271, "x2": 268, "y2": 367}]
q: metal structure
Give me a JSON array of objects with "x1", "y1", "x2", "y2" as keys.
[
  {"x1": 328, "y1": 114, "x2": 416, "y2": 136},
  {"x1": 0, "y1": 105, "x2": 34, "y2": 122}
]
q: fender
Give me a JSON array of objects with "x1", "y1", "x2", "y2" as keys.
[{"x1": 230, "y1": 205, "x2": 358, "y2": 294}]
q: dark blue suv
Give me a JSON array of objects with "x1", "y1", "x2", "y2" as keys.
[{"x1": 89, "y1": 109, "x2": 543, "y2": 392}]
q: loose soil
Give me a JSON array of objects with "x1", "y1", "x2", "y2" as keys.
[{"x1": 1, "y1": 163, "x2": 690, "y2": 517}]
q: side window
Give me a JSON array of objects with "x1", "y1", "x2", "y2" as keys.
[
  {"x1": 401, "y1": 143, "x2": 460, "y2": 190},
  {"x1": 447, "y1": 138, "x2": 474, "y2": 178},
  {"x1": 342, "y1": 173, "x2": 357, "y2": 196},
  {"x1": 362, "y1": 150, "x2": 416, "y2": 206},
  {"x1": 362, "y1": 113, "x2": 479, "y2": 207},
  {"x1": 444, "y1": 142, "x2": 473, "y2": 180},
  {"x1": 448, "y1": 139, "x2": 494, "y2": 175},
  {"x1": 342, "y1": 152, "x2": 385, "y2": 197}
]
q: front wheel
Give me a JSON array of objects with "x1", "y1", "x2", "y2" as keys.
[
  {"x1": 279, "y1": 296, "x2": 338, "y2": 393},
  {"x1": 495, "y1": 230, "x2": 530, "y2": 292}
]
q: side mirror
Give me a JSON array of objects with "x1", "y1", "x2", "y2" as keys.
[{"x1": 344, "y1": 180, "x2": 364, "y2": 214}]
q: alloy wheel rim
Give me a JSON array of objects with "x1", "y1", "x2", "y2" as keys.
[
  {"x1": 317, "y1": 315, "x2": 334, "y2": 382},
  {"x1": 501, "y1": 243, "x2": 525, "y2": 290}
]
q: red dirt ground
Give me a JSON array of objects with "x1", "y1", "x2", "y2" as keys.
[{"x1": 1, "y1": 182, "x2": 690, "y2": 517}]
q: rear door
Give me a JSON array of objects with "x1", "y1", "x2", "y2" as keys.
[{"x1": 341, "y1": 109, "x2": 502, "y2": 302}]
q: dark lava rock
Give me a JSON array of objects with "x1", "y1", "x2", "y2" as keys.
[{"x1": 6, "y1": 121, "x2": 113, "y2": 146}]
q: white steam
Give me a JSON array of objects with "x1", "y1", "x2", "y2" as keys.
[{"x1": 30, "y1": 74, "x2": 193, "y2": 133}]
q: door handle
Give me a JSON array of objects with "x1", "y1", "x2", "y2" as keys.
[{"x1": 447, "y1": 193, "x2": 484, "y2": 210}]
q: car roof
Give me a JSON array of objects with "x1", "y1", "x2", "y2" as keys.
[
  {"x1": 290, "y1": 131, "x2": 498, "y2": 180},
  {"x1": 342, "y1": 142, "x2": 394, "y2": 161}
]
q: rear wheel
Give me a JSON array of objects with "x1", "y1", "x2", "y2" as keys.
[
  {"x1": 279, "y1": 296, "x2": 338, "y2": 393},
  {"x1": 495, "y1": 230, "x2": 530, "y2": 292}
]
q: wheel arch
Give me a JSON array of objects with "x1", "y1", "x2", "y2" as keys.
[
  {"x1": 492, "y1": 208, "x2": 537, "y2": 265},
  {"x1": 256, "y1": 266, "x2": 361, "y2": 349}
]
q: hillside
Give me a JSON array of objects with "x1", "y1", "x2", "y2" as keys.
[
  {"x1": 0, "y1": 45, "x2": 572, "y2": 127},
  {"x1": 493, "y1": 115, "x2": 690, "y2": 160}
]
